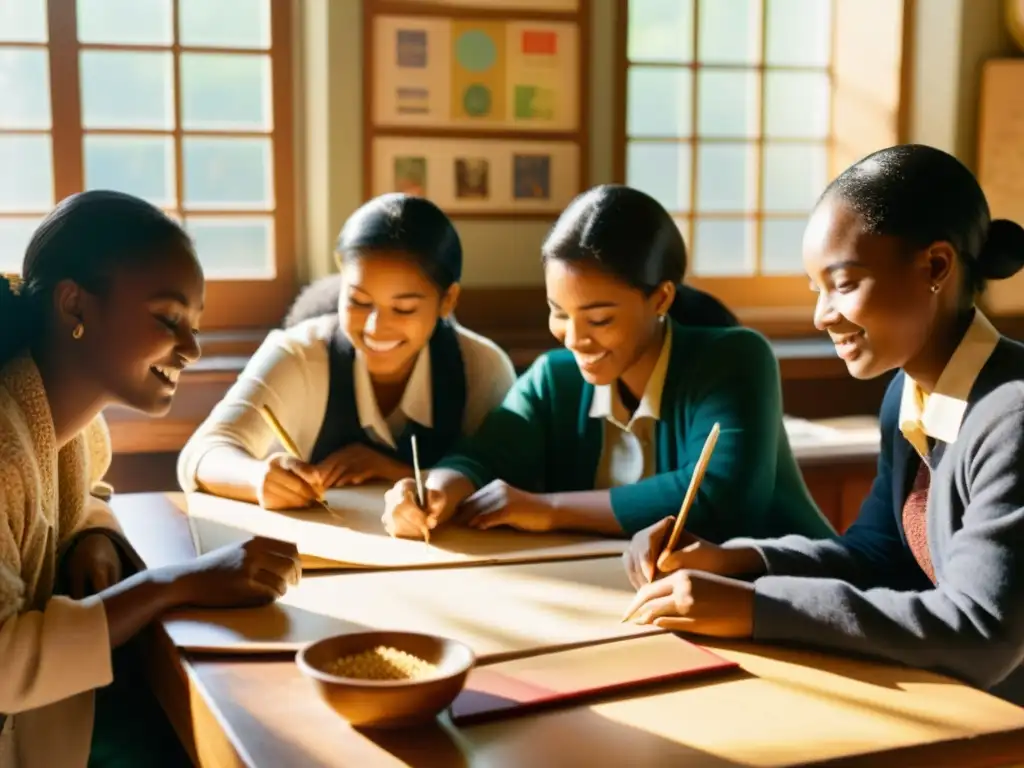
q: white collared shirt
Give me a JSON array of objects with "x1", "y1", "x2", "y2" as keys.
[
  {"x1": 899, "y1": 310, "x2": 1000, "y2": 459},
  {"x1": 177, "y1": 316, "x2": 517, "y2": 488},
  {"x1": 590, "y1": 324, "x2": 673, "y2": 489},
  {"x1": 354, "y1": 345, "x2": 433, "y2": 449}
]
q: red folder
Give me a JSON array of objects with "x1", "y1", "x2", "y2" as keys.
[{"x1": 449, "y1": 634, "x2": 739, "y2": 725}]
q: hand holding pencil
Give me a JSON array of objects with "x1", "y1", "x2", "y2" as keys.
[
  {"x1": 380, "y1": 435, "x2": 441, "y2": 542},
  {"x1": 255, "y1": 405, "x2": 328, "y2": 511},
  {"x1": 621, "y1": 423, "x2": 722, "y2": 594}
]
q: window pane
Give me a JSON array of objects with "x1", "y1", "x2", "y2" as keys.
[
  {"x1": 766, "y1": 0, "x2": 832, "y2": 66},
  {"x1": 762, "y1": 217, "x2": 809, "y2": 274},
  {"x1": 84, "y1": 135, "x2": 175, "y2": 207},
  {"x1": 627, "y1": 67, "x2": 692, "y2": 138},
  {"x1": 0, "y1": 0, "x2": 47, "y2": 42},
  {"x1": 183, "y1": 137, "x2": 272, "y2": 209},
  {"x1": 80, "y1": 51, "x2": 174, "y2": 129},
  {"x1": 696, "y1": 143, "x2": 756, "y2": 212},
  {"x1": 0, "y1": 217, "x2": 40, "y2": 271},
  {"x1": 180, "y1": 53, "x2": 271, "y2": 131},
  {"x1": 697, "y1": 0, "x2": 760, "y2": 65},
  {"x1": 765, "y1": 71, "x2": 830, "y2": 139},
  {"x1": 628, "y1": 0, "x2": 693, "y2": 63},
  {"x1": 77, "y1": 0, "x2": 172, "y2": 45},
  {"x1": 692, "y1": 218, "x2": 755, "y2": 276},
  {"x1": 762, "y1": 143, "x2": 827, "y2": 213},
  {"x1": 179, "y1": 0, "x2": 270, "y2": 49},
  {"x1": 627, "y1": 142, "x2": 691, "y2": 213},
  {"x1": 0, "y1": 135, "x2": 52, "y2": 211},
  {"x1": 0, "y1": 48, "x2": 50, "y2": 128},
  {"x1": 186, "y1": 216, "x2": 273, "y2": 278},
  {"x1": 697, "y1": 70, "x2": 759, "y2": 138}
]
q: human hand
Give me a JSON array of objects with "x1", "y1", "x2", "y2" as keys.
[
  {"x1": 315, "y1": 444, "x2": 409, "y2": 489},
  {"x1": 177, "y1": 536, "x2": 301, "y2": 608},
  {"x1": 462, "y1": 480, "x2": 555, "y2": 533},
  {"x1": 254, "y1": 452, "x2": 323, "y2": 510},
  {"x1": 621, "y1": 570, "x2": 755, "y2": 638},
  {"x1": 66, "y1": 532, "x2": 123, "y2": 598},
  {"x1": 381, "y1": 478, "x2": 452, "y2": 540},
  {"x1": 623, "y1": 516, "x2": 750, "y2": 589}
]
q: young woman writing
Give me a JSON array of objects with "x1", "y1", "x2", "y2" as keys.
[
  {"x1": 0, "y1": 190, "x2": 299, "y2": 767},
  {"x1": 382, "y1": 185, "x2": 834, "y2": 542},
  {"x1": 622, "y1": 145, "x2": 1024, "y2": 706},
  {"x1": 178, "y1": 194, "x2": 516, "y2": 510}
]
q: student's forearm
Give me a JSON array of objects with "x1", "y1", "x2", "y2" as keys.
[
  {"x1": 545, "y1": 490, "x2": 626, "y2": 536},
  {"x1": 99, "y1": 565, "x2": 192, "y2": 648},
  {"x1": 193, "y1": 446, "x2": 264, "y2": 503}
]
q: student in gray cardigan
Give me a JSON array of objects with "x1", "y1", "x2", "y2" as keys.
[{"x1": 620, "y1": 144, "x2": 1024, "y2": 705}]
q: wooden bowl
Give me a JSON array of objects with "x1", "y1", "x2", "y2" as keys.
[{"x1": 296, "y1": 631, "x2": 475, "y2": 729}]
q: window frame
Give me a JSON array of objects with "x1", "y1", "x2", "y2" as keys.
[
  {"x1": 613, "y1": 0, "x2": 913, "y2": 333},
  {"x1": 0, "y1": 0, "x2": 297, "y2": 330}
]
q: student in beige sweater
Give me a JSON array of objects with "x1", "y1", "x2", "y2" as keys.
[{"x1": 0, "y1": 191, "x2": 300, "y2": 768}]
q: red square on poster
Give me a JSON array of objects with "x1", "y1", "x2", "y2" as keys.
[{"x1": 522, "y1": 30, "x2": 558, "y2": 55}]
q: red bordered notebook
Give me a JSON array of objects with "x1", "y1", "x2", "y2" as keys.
[{"x1": 449, "y1": 634, "x2": 739, "y2": 725}]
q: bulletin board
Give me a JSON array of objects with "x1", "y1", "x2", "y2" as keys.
[{"x1": 364, "y1": 0, "x2": 588, "y2": 217}]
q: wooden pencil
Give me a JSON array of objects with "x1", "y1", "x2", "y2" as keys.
[
  {"x1": 410, "y1": 434, "x2": 429, "y2": 544},
  {"x1": 620, "y1": 422, "x2": 721, "y2": 623},
  {"x1": 660, "y1": 422, "x2": 720, "y2": 561}
]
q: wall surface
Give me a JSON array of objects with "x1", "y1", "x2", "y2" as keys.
[{"x1": 297, "y1": 0, "x2": 1015, "y2": 289}]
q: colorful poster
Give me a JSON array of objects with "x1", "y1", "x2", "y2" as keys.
[
  {"x1": 454, "y1": 157, "x2": 490, "y2": 199},
  {"x1": 451, "y1": 20, "x2": 507, "y2": 122},
  {"x1": 373, "y1": 16, "x2": 578, "y2": 132},
  {"x1": 504, "y1": 20, "x2": 578, "y2": 129},
  {"x1": 394, "y1": 157, "x2": 428, "y2": 196},
  {"x1": 373, "y1": 137, "x2": 579, "y2": 214},
  {"x1": 374, "y1": 17, "x2": 453, "y2": 126},
  {"x1": 513, "y1": 155, "x2": 551, "y2": 199}
]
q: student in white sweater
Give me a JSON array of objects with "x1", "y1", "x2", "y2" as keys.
[{"x1": 178, "y1": 194, "x2": 516, "y2": 510}]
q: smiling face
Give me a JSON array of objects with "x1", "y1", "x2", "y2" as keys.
[
  {"x1": 803, "y1": 195, "x2": 955, "y2": 380},
  {"x1": 544, "y1": 259, "x2": 671, "y2": 393},
  {"x1": 339, "y1": 251, "x2": 458, "y2": 381},
  {"x1": 70, "y1": 244, "x2": 205, "y2": 415}
]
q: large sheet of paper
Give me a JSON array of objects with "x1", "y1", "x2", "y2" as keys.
[
  {"x1": 163, "y1": 556, "x2": 660, "y2": 657},
  {"x1": 186, "y1": 487, "x2": 627, "y2": 571}
]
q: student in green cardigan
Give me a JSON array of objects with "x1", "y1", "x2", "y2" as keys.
[{"x1": 380, "y1": 185, "x2": 835, "y2": 543}]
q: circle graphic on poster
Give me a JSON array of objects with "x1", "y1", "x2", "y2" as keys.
[
  {"x1": 456, "y1": 30, "x2": 497, "y2": 72},
  {"x1": 463, "y1": 84, "x2": 492, "y2": 117}
]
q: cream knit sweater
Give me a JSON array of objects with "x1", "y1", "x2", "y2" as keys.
[{"x1": 0, "y1": 355, "x2": 122, "y2": 768}]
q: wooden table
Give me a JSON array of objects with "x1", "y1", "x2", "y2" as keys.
[{"x1": 115, "y1": 493, "x2": 1024, "y2": 768}]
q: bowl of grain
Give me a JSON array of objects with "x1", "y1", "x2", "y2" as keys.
[{"x1": 296, "y1": 631, "x2": 475, "y2": 728}]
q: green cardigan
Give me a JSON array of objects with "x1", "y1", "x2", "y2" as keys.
[{"x1": 437, "y1": 321, "x2": 835, "y2": 541}]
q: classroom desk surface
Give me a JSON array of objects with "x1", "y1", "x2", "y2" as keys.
[{"x1": 115, "y1": 493, "x2": 1024, "y2": 768}]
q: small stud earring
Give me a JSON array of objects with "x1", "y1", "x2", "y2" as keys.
[
  {"x1": 72, "y1": 323, "x2": 84, "y2": 340},
  {"x1": 930, "y1": 284, "x2": 939, "y2": 294}
]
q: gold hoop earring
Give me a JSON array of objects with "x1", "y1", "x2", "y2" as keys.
[{"x1": 72, "y1": 323, "x2": 84, "y2": 340}]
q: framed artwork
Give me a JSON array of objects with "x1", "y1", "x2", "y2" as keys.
[
  {"x1": 372, "y1": 137, "x2": 579, "y2": 215},
  {"x1": 364, "y1": 0, "x2": 587, "y2": 218},
  {"x1": 373, "y1": 16, "x2": 580, "y2": 132}
]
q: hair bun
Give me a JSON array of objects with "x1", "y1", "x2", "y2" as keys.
[
  {"x1": 978, "y1": 219, "x2": 1024, "y2": 280},
  {"x1": 0, "y1": 274, "x2": 24, "y2": 306}
]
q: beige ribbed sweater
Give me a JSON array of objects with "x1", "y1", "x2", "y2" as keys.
[{"x1": 0, "y1": 355, "x2": 121, "y2": 768}]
